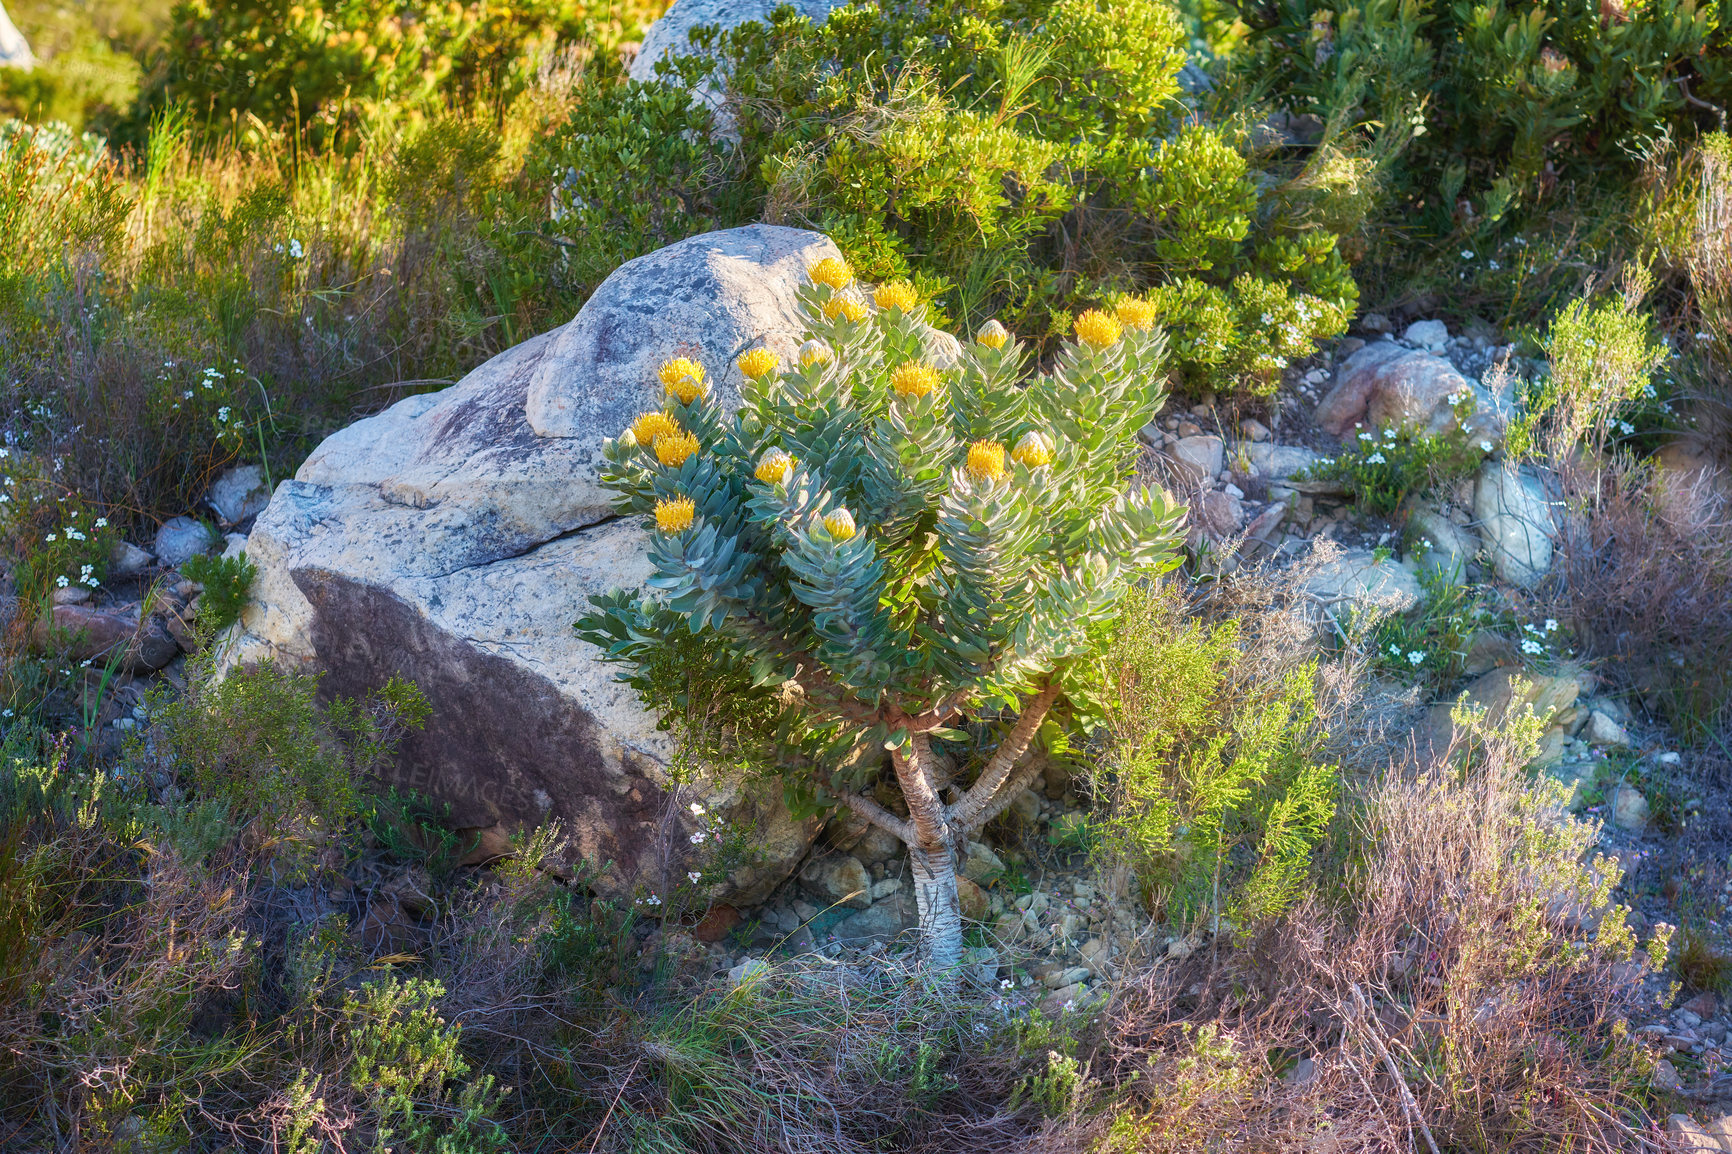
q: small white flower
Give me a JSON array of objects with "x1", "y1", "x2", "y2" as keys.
[
  {"x1": 56, "y1": 575, "x2": 69, "y2": 587},
  {"x1": 1358, "y1": 430, "x2": 1375, "y2": 441},
  {"x1": 288, "y1": 238, "x2": 304, "y2": 259},
  {"x1": 1365, "y1": 451, "x2": 1386, "y2": 464},
  {"x1": 1488, "y1": 259, "x2": 1500, "y2": 271},
  {"x1": 1408, "y1": 651, "x2": 1425, "y2": 666},
  {"x1": 689, "y1": 831, "x2": 706, "y2": 845},
  {"x1": 646, "y1": 894, "x2": 662, "y2": 906},
  {"x1": 1696, "y1": 332, "x2": 1712, "y2": 341},
  {"x1": 689, "y1": 802, "x2": 706, "y2": 816},
  {"x1": 688, "y1": 871, "x2": 702, "y2": 883},
  {"x1": 1523, "y1": 622, "x2": 1539, "y2": 633},
  {"x1": 1000, "y1": 979, "x2": 1014, "y2": 990},
  {"x1": 1390, "y1": 644, "x2": 1403, "y2": 656},
  {"x1": 2, "y1": 709, "x2": 12, "y2": 718},
  {"x1": 93, "y1": 517, "x2": 106, "y2": 528},
  {"x1": 44, "y1": 533, "x2": 55, "y2": 542},
  {"x1": 1521, "y1": 639, "x2": 1544, "y2": 655},
  {"x1": 1479, "y1": 440, "x2": 1493, "y2": 452},
  {"x1": 1544, "y1": 619, "x2": 1558, "y2": 632},
  {"x1": 1462, "y1": 250, "x2": 1475, "y2": 259},
  {"x1": 217, "y1": 406, "x2": 231, "y2": 422}
]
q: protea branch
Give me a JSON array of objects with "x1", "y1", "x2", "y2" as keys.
[{"x1": 577, "y1": 260, "x2": 1185, "y2": 972}]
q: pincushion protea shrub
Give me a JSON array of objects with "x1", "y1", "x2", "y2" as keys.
[{"x1": 576, "y1": 261, "x2": 1185, "y2": 969}]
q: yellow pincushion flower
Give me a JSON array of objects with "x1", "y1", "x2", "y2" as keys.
[
  {"x1": 965, "y1": 440, "x2": 1008, "y2": 484},
  {"x1": 822, "y1": 507, "x2": 857, "y2": 542},
  {"x1": 873, "y1": 280, "x2": 919, "y2": 312},
  {"x1": 655, "y1": 430, "x2": 700, "y2": 467},
  {"x1": 1011, "y1": 430, "x2": 1055, "y2": 468},
  {"x1": 755, "y1": 448, "x2": 796, "y2": 484},
  {"x1": 799, "y1": 339, "x2": 833, "y2": 368},
  {"x1": 659, "y1": 357, "x2": 707, "y2": 403},
  {"x1": 1074, "y1": 309, "x2": 1123, "y2": 350},
  {"x1": 821, "y1": 295, "x2": 869, "y2": 323},
  {"x1": 890, "y1": 361, "x2": 940, "y2": 400},
  {"x1": 631, "y1": 411, "x2": 680, "y2": 447},
  {"x1": 655, "y1": 496, "x2": 696, "y2": 534},
  {"x1": 808, "y1": 257, "x2": 854, "y2": 290},
  {"x1": 976, "y1": 319, "x2": 1010, "y2": 349},
  {"x1": 737, "y1": 347, "x2": 779, "y2": 380},
  {"x1": 1116, "y1": 297, "x2": 1158, "y2": 332}
]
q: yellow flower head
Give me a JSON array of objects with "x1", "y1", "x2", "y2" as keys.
[
  {"x1": 659, "y1": 357, "x2": 708, "y2": 404},
  {"x1": 1116, "y1": 297, "x2": 1159, "y2": 332},
  {"x1": 822, "y1": 507, "x2": 857, "y2": 542},
  {"x1": 821, "y1": 295, "x2": 869, "y2": 323},
  {"x1": 976, "y1": 319, "x2": 1011, "y2": 350},
  {"x1": 799, "y1": 339, "x2": 833, "y2": 368},
  {"x1": 873, "y1": 280, "x2": 919, "y2": 313},
  {"x1": 1074, "y1": 309, "x2": 1123, "y2": 350},
  {"x1": 655, "y1": 496, "x2": 696, "y2": 534},
  {"x1": 737, "y1": 347, "x2": 779, "y2": 380},
  {"x1": 809, "y1": 257, "x2": 854, "y2": 291},
  {"x1": 965, "y1": 440, "x2": 1008, "y2": 484},
  {"x1": 890, "y1": 361, "x2": 940, "y2": 400},
  {"x1": 631, "y1": 411, "x2": 680, "y2": 447},
  {"x1": 655, "y1": 430, "x2": 701, "y2": 467},
  {"x1": 1011, "y1": 430, "x2": 1055, "y2": 468},
  {"x1": 755, "y1": 448, "x2": 796, "y2": 485}
]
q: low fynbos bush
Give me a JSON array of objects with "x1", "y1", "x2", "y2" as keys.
[
  {"x1": 1098, "y1": 583, "x2": 1339, "y2": 928},
  {"x1": 1300, "y1": 395, "x2": 1485, "y2": 517},
  {"x1": 536, "y1": 0, "x2": 1359, "y2": 394},
  {"x1": 180, "y1": 549, "x2": 258, "y2": 633}
]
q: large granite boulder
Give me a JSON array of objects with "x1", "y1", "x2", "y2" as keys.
[
  {"x1": 630, "y1": 0, "x2": 837, "y2": 86},
  {"x1": 224, "y1": 225, "x2": 851, "y2": 904},
  {"x1": 1315, "y1": 342, "x2": 1505, "y2": 446},
  {"x1": 0, "y1": 1, "x2": 33, "y2": 70}
]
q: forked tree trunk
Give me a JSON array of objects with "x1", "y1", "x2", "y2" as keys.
[{"x1": 863, "y1": 684, "x2": 1063, "y2": 975}]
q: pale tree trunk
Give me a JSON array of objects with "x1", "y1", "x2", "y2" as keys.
[{"x1": 839, "y1": 683, "x2": 1064, "y2": 976}]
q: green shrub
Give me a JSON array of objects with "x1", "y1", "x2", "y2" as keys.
[
  {"x1": 535, "y1": 0, "x2": 1359, "y2": 393},
  {"x1": 159, "y1": 0, "x2": 649, "y2": 142},
  {"x1": 1098, "y1": 583, "x2": 1339, "y2": 929},
  {"x1": 1232, "y1": 0, "x2": 1730, "y2": 231},
  {"x1": 151, "y1": 662, "x2": 430, "y2": 836},
  {"x1": 180, "y1": 549, "x2": 258, "y2": 633},
  {"x1": 579, "y1": 268, "x2": 1185, "y2": 967},
  {"x1": 1301, "y1": 395, "x2": 1484, "y2": 516}
]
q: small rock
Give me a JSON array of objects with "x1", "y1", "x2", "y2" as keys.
[
  {"x1": 1167, "y1": 937, "x2": 1197, "y2": 960},
  {"x1": 1682, "y1": 992, "x2": 1719, "y2": 1018},
  {"x1": 1654, "y1": 1060, "x2": 1683, "y2": 1092},
  {"x1": 1240, "y1": 418, "x2": 1271, "y2": 442},
  {"x1": 728, "y1": 958, "x2": 769, "y2": 986},
  {"x1": 108, "y1": 540, "x2": 155, "y2": 578},
  {"x1": 1042, "y1": 965, "x2": 1091, "y2": 989},
  {"x1": 957, "y1": 876, "x2": 988, "y2": 921},
  {"x1": 1009, "y1": 788, "x2": 1042, "y2": 824},
  {"x1": 1667, "y1": 1114, "x2": 1717, "y2": 1151},
  {"x1": 1078, "y1": 937, "x2": 1107, "y2": 960},
  {"x1": 962, "y1": 841, "x2": 1005, "y2": 884},
  {"x1": 692, "y1": 905, "x2": 741, "y2": 943},
  {"x1": 1242, "y1": 443, "x2": 1320, "y2": 481},
  {"x1": 1359, "y1": 312, "x2": 1393, "y2": 335},
  {"x1": 852, "y1": 825, "x2": 902, "y2": 867},
  {"x1": 1677, "y1": 1010, "x2": 1704, "y2": 1029},
  {"x1": 1407, "y1": 503, "x2": 1480, "y2": 582},
  {"x1": 831, "y1": 895, "x2": 914, "y2": 945},
  {"x1": 1194, "y1": 490, "x2": 1246, "y2": 541},
  {"x1": 153, "y1": 517, "x2": 218, "y2": 568},
  {"x1": 961, "y1": 945, "x2": 998, "y2": 986},
  {"x1": 1705, "y1": 1115, "x2": 1732, "y2": 1150},
  {"x1": 1585, "y1": 710, "x2": 1631, "y2": 748},
  {"x1": 1137, "y1": 422, "x2": 1161, "y2": 448},
  {"x1": 1041, "y1": 981, "x2": 1091, "y2": 1012},
  {"x1": 50, "y1": 584, "x2": 91, "y2": 605},
  {"x1": 221, "y1": 533, "x2": 249, "y2": 561},
  {"x1": 1658, "y1": 751, "x2": 1683, "y2": 767},
  {"x1": 1170, "y1": 434, "x2": 1224, "y2": 482},
  {"x1": 1611, "y1": 784, "x2": 1650, "y2": 832},
  {"x1": 207, "y1": 465, "x2": 270, "y2": 525},
  {"x1": 798, "y1": 854, "x2": 871, "y2": 910},
  {"x1": 1402, "y1": 319, "x2": 1450, "y2": 351},
  {"x1": 869, "y1": 877, "x2": 903, "y2": 900},
  {"x1": 1474, "y1": 462, "x2": 1554, "y2": 589},
  {"x1": 1177, "y1": 420, "x2": 1203, "y2": 438},
  {"x1": 1300, "y1": 547, "x2": 1425, "y2": 622}
]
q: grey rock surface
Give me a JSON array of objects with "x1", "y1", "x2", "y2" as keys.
[
  {"x1": 1316, "y1": 342, "x2": 1503, "y2": 444},
  {"x1": 1301, "y1": 547, "x2": 1424, "y2": 623},
  {"x1": 630, "y1": 0, "x2": 836, "y2": 85},
  {"x1": 1474, "y1": 461, "x2": 1554, "y2": 589},
  {"x1": 0, "y1": 1, "x2": 33, "y2": 70},
  {"x1": 223, "y1": 226, "x2": 841, "y2": 904},
  {"x1": 207, "y1": 464, "x2": 271, "y2": 525},
  {"x1": 154, "y1": 516, "x2": 218, "y2": 567}
]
